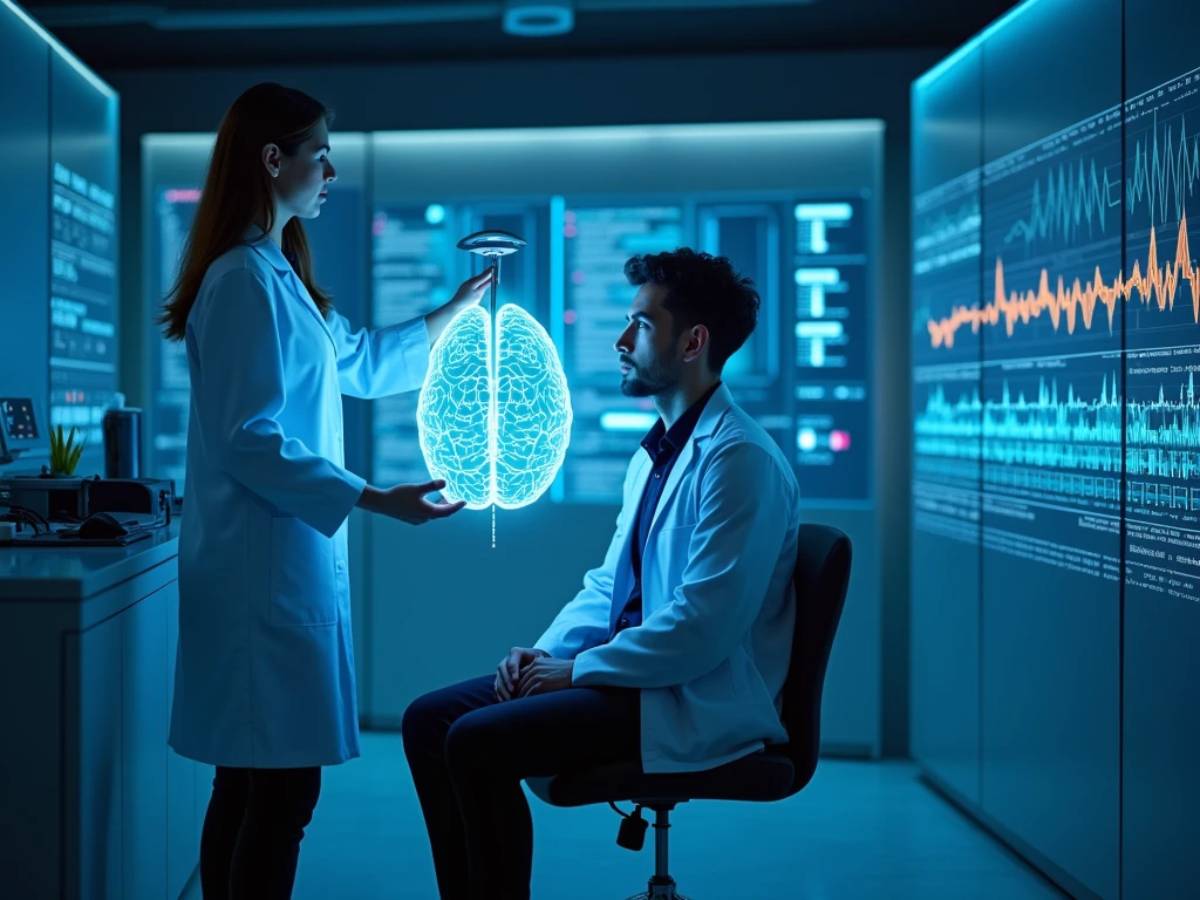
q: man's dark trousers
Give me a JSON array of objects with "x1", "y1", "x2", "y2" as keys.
[{"x1": 401, "y1": 674, "x2": 641, "y2": 899}]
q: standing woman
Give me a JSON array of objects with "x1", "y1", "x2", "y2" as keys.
[{"x1": 158, "y1": 83, "x2": 490, "y2": 899}]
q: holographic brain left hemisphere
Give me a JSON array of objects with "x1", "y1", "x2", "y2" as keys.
[{"x1": 417, "y1": 304, "x2": 572, "y2": 509}]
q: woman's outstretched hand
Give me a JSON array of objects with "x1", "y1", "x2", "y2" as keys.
[
  {"x1": 424, "y1": 268, "x2": 494, "y2": 344},
  {"x1": 451, "y1": 267, "x2": 494, "y2": 307},
  {"x1": 356, "y1": 479, "x2": 466, "y2": 525}
]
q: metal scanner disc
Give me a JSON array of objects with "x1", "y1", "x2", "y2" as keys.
[{"x1": 457, "y1": 229, "x2": 527, "y2": 257}]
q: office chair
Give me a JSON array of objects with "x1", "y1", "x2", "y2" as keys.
[{"x1": 527, "y1": 524, "x2": 852, "y2": 900}]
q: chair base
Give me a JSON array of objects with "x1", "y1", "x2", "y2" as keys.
[{"x1": 624, "y1": 875, "x2": 690, "y2": 900}]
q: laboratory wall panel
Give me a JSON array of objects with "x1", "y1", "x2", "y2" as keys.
[
  {"x1": 48, "y1": 49, "x2": 119, "y2": 462},
  {"x1": 912, "y1": 0, "x2": 1200, "y2": 894},
  {"x1": 0, "y1": 5, "x2": 116, "y2": 478}
]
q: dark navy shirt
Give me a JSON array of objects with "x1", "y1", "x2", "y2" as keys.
[{"x1": 608, "y1": 382, "x2": 722, "y2": 637}]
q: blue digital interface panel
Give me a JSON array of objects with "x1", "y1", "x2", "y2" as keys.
[
  {"x1": 148, "y1": 186, "x2": 199, "y2": 487},
  {"x1": 559, "y1": 204, "x2": 685, "y2": 502},
  {"x1": 366, "y1": 194, "x2": 873, "y2": 505},
  {"x1": 914, "y1": 30, "x2": 1200, "y2": 624},
  {"x1": 1122, "y1": 62, "x2": 1200, "y2": 602},
  {"x1": 911, "y1": 159, "x2": 982, "y2": 545},
  {"x1": 913, "y1": 0, "x2": 1200, "y2": 893},
  {"x1": 916, "y1": 75, "x2": 1128, "y2": 573},
  {"x1": 48, "y1": 54, "x2": 118, "y2": 446},
  {"x1": 371, "y1": 203, "x2": 465, "y2": 486},
  {"x1": 790, "y1": 199, "x2": 871, "y2": 502}
]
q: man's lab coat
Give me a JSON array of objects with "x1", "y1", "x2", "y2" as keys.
[{"x1": 536, "y1": 384, "x2": 802, "y2": 773}]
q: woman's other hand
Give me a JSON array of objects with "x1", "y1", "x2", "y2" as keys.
[
  {"x1": 424, "y1": 268, "x2": 494, "y2": 344},
  {"x1": 356, "y1": 479, "x2": 466, "y2": 525}
]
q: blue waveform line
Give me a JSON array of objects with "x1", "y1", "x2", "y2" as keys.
[
  {"x1": 914, "y1": 371, "x2": 1200, "y2": 480},
  {"x1": 914, "y1": 202, "x2": 980, "y2": 253},
  {"x1": 1001, "y1": 111, "x2": 1200, "y2": 254},
  {"x1": 1002, "y1": 157, "x2": 1119, "y2": 250},
  {"x1": 1126, "y1": 371, "x2": 1200, "y2": 479},
  {"x1": 1126, "y1": 111, "x2": 1200, "y2": 229}
]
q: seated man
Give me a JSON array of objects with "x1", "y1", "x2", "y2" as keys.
[{"x1": 402, "y1": 248, "x2": 801, "y2": 900}]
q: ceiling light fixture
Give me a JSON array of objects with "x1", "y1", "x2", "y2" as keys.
[{"x1": 502, "y1": 1, "x2": 574, "y2": 37}]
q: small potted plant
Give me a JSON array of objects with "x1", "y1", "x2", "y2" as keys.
[{"x1": 47, "y1": 425, "x2": 85, "y2": 477}]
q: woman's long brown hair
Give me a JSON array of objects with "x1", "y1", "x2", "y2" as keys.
[{"x1": 159, "y1": 83, "x2": 333, "y2": 341}]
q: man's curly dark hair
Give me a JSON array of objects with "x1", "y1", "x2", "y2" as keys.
[{"x1": 623, "y1": 248, "x2": 759, "y2": 374}]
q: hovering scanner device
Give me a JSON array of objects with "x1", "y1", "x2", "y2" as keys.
[{"x1": 456, "y1": 229, "x2": 527, "y2": 314}]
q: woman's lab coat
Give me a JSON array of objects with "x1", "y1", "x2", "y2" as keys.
[{"x1": 168, "y1": 231, "x2": 430, "y2": 768}]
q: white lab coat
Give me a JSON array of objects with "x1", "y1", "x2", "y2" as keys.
[
  {"x1": 169, "y1": 231, "x2": 430, "y2": 768},
  {"x1": 535, "y1": 384, "x2": 802, "y2": 773}
]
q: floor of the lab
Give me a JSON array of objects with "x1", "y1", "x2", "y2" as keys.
[{"x1": 198, "y1": 731, "x2": 1065, "y2": 899}]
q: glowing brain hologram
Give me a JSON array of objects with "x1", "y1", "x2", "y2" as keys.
[{"x1": 417, "y1": 303, "x2": 572, "y2": 509}]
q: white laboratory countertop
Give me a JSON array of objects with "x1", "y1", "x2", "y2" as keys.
[{"x1": 0, "y1": 520, "x2": 180, "y2": 601}]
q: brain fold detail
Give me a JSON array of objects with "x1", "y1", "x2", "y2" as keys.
[{"x1": 417, "y1": 304, "x2": 572, "y2": 510}]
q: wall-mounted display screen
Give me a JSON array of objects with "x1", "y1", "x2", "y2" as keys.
[
  {"x1": 362, "y1": 193, "x2": 874, "y2": 505},
  {"x1": 911, "y1": 1, "x2": 1200, "y2": 895},
  {"x1": 0, "y1": 6, "x2": 116, "y2": 475},
  {"x1": 48, "y1": 54, "x2": 119, "y2": 448}
]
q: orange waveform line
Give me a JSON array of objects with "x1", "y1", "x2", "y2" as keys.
[{"x1": 927, "y1": 213, "x2": 1200, "y2": 348}]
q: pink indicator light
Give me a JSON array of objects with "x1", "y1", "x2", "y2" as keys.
[{"x1": 830, "y1": 430, "x2": 851, "y2": 452}]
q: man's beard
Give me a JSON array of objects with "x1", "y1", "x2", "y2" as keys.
[{"x1": 619, "y1": 359, "x2": 677, "y2": 397}]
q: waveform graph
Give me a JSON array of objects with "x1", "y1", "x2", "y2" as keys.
[
  {"x1": 1002, "y1": 154, "x2": 1120, "y2": 251},
  {"x1": 1126, "y1": 89, "x2": 1200, "y2": 351},
  {"x1": 954, "y1": 128, "x2": 1122, "y2": 357},
  {"x1": 1125, "y1": 347, "x2": 1200, "y2": 525},
  {"x1": 1124, "y1": 92, "x2": 1200, "y2": 523},
  {"x1": 918, "y1": 360, "x2": 1125, "y2": 577},
  {"x1": 924, "y1": 70, "x2": 1200, "y2": 354},
  {"x1": 998, "y1": 106, "x2": 1200, "y2": 254},
  {"x1": 914, "y1": 355, "x2": 1200, "y2": 548},
  {"x1": 917, "y1": 367, "x2": 1123, "y2": 490},
  {"x1": 912, "y1": 173, "x2": 984, "y2": 370},
  {"x1": 925, "y1": 215, "x2": 1200, "y2": 350},
  {"x1": 917, "y1": 363, "x2": 1200, "y2": 495},
  {"x1": 911, "y1": 365, "x2": 982, "y2": 546},
  {"x1": 1125, "y1": 105, "x2": 1200, "y2": 230},
  {"x1": 914, "y1": 198, "x2": 981, "y2": 266},
  {"x1": 976, "y1": 354, "x2": 1124, "y2": 605}
]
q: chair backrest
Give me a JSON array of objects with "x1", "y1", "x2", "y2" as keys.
[{"x1": 777, "y1": 524, "x2": 852, "y2": 796}]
